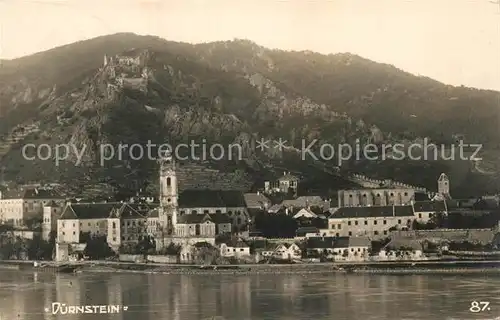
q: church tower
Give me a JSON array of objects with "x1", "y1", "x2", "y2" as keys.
[
  {"x1": 437, "y1": 173, "x2": 451, "y2": 198},
  {"x1": 158, "y1": 149, "x2": 178, "y2": 234}
]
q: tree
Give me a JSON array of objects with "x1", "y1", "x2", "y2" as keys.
[
  {"x1": 160, "y1": 242, "x2": 181, "y2": 255},
  {"x1": 135, "y1": 236, "x2": 156, "y2": 255},
  {"x1": 83, "y1": 235, "x2": 115, "y2": 260},
  {"x1": 27, "y1": 235, "x2": 54, "y2": 260},
  {"x1": 193, "y1": 242, "x2": 220, "y2": 265}
]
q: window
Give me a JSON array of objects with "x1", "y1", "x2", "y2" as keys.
[
  {"x1": 73, "y1": 231, "x2": 75, "y2": 235},
  {"x1": 418, "y1": 213, "x2": 422, "y2": 218},
  {"x1": 337, "y1": 224, "x2": 341, "y2": 229},
  {"x1": 348, "y1": 221, "x2": 351, "y2": 226},
  {"x1": 374, "y1": 220, "x2": 377, "y2": 225},
  {"x1": 383, "y1": 231, "x2": 387, "y2": 235},
  {"x1": 112, "y1": 222, "x2": 116, "y2": 228},
  {"x1": 62, "y1": 232, "x2": 65, "y2": 235},
  {"x1": 364, "y1": 221, "x2": 368, "y2": 225},
  {"x1": 331, "y1": 224, "x2": 335, "y2": 229},
  {"x1": 166, "y1": 177, "x2": 171, "y2": 186},
  {"x1": 383, "y1": 220, "x2": 387, "y2": 225},
  {"x1": 398, "y1": 219, "x2": 401, "y2": 224},
  {"x1": 113, "y1": 237, "x2": 116, "y2": 242},
  {"x1": 240, "y1": 249, "x2": 244, "y2": 252},
  {"x1": 336, "y1": 233, "x2": 340, "y2": 237},
  {"x1": 348, "y1": 231, "x2": 352, "y2": 236},
  {"x1": 354, "y1": 221, "x2": 358, "y2": 225},
  {"x1": 407, "y1": 219, "x2": 411, "y2": 224},
  {"x1": 374, "y1": 231, "x2": 379, "y2": 235}
]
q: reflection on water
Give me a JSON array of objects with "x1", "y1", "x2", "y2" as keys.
[{"x1": 0, "y1": 271, "x2": 499, "y2": 320}]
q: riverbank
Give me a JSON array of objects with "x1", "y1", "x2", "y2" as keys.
[{"x1": 3, "y1": 259, "x2": 500, "y2": 275}]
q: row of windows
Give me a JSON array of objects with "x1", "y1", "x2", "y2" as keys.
[
  {"x1": 61, "y1": 220, "x2": 151, "y2": 229},
  {"x1": 331, "y1": 230, "x2": 389, "y2": 237},
  {"x1": 347, "y1": 192, "x2": 410, "y2": 197},
  {"x1": 331, "y1": 218, "x2": 413, "y2": 229},
  {"x1": 179, "y1": 209, "x2": 243, "y2": 216}
]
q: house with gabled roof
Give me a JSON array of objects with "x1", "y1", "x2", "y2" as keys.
[
  {"x1": 264, "y1": 171, "x2": 299, "y2": 195},
  {"x1": 174, "y1": 212, "x2": 232, "y2": 238},
  {"x1": 269, "y1": 242, "x2": 302, "y2": 261},
  {"x1": 412, "y1": 200, "x2": 447, "y2": 223},
  {"x1": 56, "y1": 202, "x2": 151, "y2": 253},
  {"x1": 178, "y1": 189, "x2": 249, "y2": 231}
]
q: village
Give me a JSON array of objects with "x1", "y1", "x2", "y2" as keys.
[{"x1": 0, "y1": 150, "x2": 499, "y2": 267}]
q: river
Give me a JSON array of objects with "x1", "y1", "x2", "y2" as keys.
[{"x1": 0, "y1": 271, "x2": 499, "y2": 320}]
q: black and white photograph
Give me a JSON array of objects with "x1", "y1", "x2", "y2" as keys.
[{"x1": 0, "y1": 0, "x2": 499, "y2": 319}]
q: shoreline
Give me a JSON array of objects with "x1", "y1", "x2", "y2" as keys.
[{"x1": 3, "y1": 259, "x2": 500, "y2": 276}]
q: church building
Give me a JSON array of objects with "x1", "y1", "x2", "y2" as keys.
[{"x1": 149, "y1": 151, "x2": 235, "y2": 249}]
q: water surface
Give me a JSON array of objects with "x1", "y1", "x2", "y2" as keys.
[{"x1": 0, "y1": 271, "x2": 499, "y2": 320}]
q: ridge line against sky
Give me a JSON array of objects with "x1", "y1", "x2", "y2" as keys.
[{"x1": 0, "y1": 0, "x2": 499, "y2": 91}]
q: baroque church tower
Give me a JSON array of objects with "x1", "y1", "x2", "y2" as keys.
[{"x1": 158, "y1": 150, "x2": 178, "y2": 235}]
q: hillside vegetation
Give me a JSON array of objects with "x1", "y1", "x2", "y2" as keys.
[{"x1": 0, "y1": 33, "x2": 498, "y2": 197}]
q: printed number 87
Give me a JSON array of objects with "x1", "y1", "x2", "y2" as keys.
[{"x1": 470, "y1": 301, "x2": 490, "y2": 313}]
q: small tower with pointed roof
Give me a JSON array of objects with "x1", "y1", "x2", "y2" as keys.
[{"x1": 437, "y1": 173, "x2": 451, "y2": 199}]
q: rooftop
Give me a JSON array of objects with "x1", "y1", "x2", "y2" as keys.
[
  {"x1": 59, "y1": 203, "x2": 148, "y2": 220},
  {"x1": 330, "y1": 205, "x2": 414, "y2": 219},
  {"x1": 243, "y1": 193, "x2": 271, "y2": 208},
  {"x1": 178, "y1": 190, "x2": 246, "y2": 208},
  {"x1": 306, "y1": 236, "x2": 371, "y2": 249},
  {"x1": 177, "y1": 212, "x2": 231, "y2": 225},
  {"x1": 412, "y1": 200, "x2": 446, "y2": 212},
  {"x1": 0, "y1": 187, "x2": 63, "y2": 200}
]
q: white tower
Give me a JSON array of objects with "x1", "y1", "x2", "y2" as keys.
[
  {"x1": 104, "y1": 54, "x2": 108, "y2": 67},
  {"x1": 158, "y1": 149, "x2": 177, "y2": 234},
  {"x1": 437, "y1": 173, "x2": 450, "y2": 198}
]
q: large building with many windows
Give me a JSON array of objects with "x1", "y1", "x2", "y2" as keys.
[
  {"x1": 324, "y1": 205, "x2": 416, "y2": 239},
  {"x1": 0, "y1": 187, "x2": 64, "y2": 226}
]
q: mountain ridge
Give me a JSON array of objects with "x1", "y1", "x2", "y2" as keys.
[{"x1": 0, "y1": 33, "x2": 498, "y2": 197}]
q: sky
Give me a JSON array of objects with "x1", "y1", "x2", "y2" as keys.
[{"x1": 0, "y1": 0, "x2": 499, "y2": 91}]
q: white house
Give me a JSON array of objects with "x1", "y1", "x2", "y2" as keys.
[
  {"x1": 264, "y1": 243, "x2": 302, "y2": 261},
  {"x1": 293, "y1": 208, "x2": 317, "y2": 219},
  {"x1": 220, "y1": 240, "x2": 251, "y2": 258},
  {"x1": 306, "y1": 236, "x2": 371, "y2": 261},
  {"x1": 379, "y1": 239, "x2": 424, "y2": 261},
  {"x1": 412, "y1": 200, "x2": 447, "y2": 223}
]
